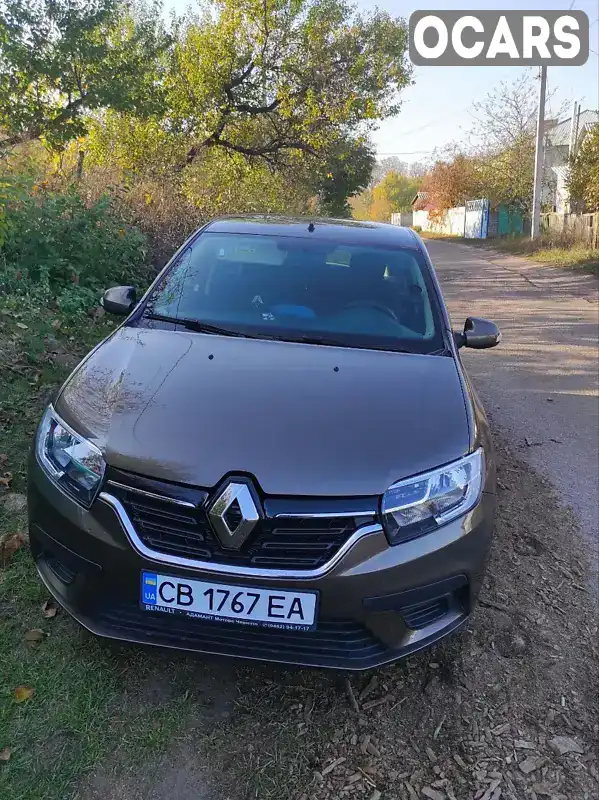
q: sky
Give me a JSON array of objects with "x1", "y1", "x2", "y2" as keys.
[{"x1": 162, "y1": 0, "x2": 599, "y2": 165}]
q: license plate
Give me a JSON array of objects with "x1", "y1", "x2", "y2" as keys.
[{"x1": 140, "y1": 572, "x2": 318, "y2": 630}]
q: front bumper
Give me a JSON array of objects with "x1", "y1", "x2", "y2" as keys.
[{"x1": 28, "y1": 456, "x2": 495, "y2": 670}]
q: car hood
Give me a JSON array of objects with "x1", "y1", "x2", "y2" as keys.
[{"x1": 56, "y1": 326, "x2": 471, "y2": 496}]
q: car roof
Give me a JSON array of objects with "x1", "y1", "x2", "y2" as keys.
[{"x1": 203, "y1": 215, "x2": 421, "y2": 250}]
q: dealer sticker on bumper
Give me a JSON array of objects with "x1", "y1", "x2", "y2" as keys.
[{"x1": 141, "y1": 572, "x2": 317, "y2": 630}]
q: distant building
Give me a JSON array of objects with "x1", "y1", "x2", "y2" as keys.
[
  {"x1": 411, "y1": 191, "x2": 431, "y2": 210},
  {"x1": 543, "y1": 107, "x2": 598, "y2": 213}
]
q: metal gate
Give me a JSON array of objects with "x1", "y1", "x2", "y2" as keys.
[{"x1": 464, "y1": 199, "x2": 490, "y2": 239}]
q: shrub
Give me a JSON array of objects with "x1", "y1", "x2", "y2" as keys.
[
  {"x1": 0, "y1": 178, "x2": 150, "y2": 312},
  {"x1": 412, "y1": 224, "x2": 422, "y2": 233}
]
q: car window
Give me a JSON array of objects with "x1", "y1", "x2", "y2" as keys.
[{"x1": 144, "y1": 233, "x2": 445, "y2": 354}]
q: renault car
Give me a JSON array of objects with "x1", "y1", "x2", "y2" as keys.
[{"x1": 28, "y1": 217, "x2": 500, "y2": 669}]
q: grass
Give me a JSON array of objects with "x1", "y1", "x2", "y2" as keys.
[
  {"x1": 422, "y1": 231, "x2": 599, "y2": 275},
  {"x1": 418, "y1": 230, "x2": 461, "y2": 240},
  {"x1": 0, "y1": 301, "x2": 193, "y2": 800}
]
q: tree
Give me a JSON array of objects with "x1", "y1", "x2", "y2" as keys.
[
  {"x1": 370, "y1": 156, "x2": 408, "y2": 186},
  {"x1": 147, "y1": 0, "x2": 411, "y2": 167},
  {"x1": 408, "y1": 160, "x2": 427, "y2": 177},
  {"x1": 313, "y1": 138, "x2": 375, "y2": 217},
  {"x1": 468, "y1": 72, "x2": 565, "y2": 215},
  {"x1": 568, "y1": 124, "x2": 599, "y2": 212},
  {"x1": 0, "y1": 0, "x2": 168, "y2": 152},
  {"x1": 479, "y1": 134, "x2": 535, "y2": 214},
  {"x1": 420, "y1": 154, "x2": 482, "y2": 216},
  {"x1": 369, "y1": 170, "x2": 419, "y2": 220},
  {"x1": 470, "y1": 72, "x2": 538, "y2": 150},
  {"x1": 350, "y1": 168, "x2": 420, "y2": 221}
]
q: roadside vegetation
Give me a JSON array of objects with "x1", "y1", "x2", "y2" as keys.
[
  {"x1": 454, "y1": 234, "x2": 599, "y2": 275},
  {"x1": 414, "y1": 77, "x2": 598, "y2": 274},
  {"x1": 419, "y1": 229, "x2": 599, "y2": 275}
]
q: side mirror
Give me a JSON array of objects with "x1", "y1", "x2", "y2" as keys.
[
  {"x1": 454, "y1": 317, "x2": 501, "y2": 349},
  {"x1": 101, "y1": 286, "x2": 137, "y2": 316}
]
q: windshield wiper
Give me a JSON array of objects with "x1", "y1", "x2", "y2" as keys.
[
  {"x1": 287, "y1": 335, "x2": 353, "y2": 348},
  {"x1": 144, "y1": 313, "x2": 252, "y2": 338},
  {"x1": 289, "y1": 335, "x2": 414, "y2": 353}
]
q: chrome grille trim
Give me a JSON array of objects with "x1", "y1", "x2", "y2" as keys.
[
  {"x1": 274, "y1": 510, "x2": 376, "y2": 519},
  {"x1": 99, "y1": 492, "x2": 383, "y2": 579},
  {"x1": 106, "y1": 480, "x2": 196, "y2": 509}
]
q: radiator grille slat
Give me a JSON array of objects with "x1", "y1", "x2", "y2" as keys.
[
  {"x1": 114, "y1": 486, "x2": 358, "y2": 570},
  {"x1": 97, "y1": 602, "x2": 387, "y2": 668}
]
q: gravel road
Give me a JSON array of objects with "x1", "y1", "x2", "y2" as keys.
[{"x1": 427, "y1": 240, "x2": 599, "y2": 580}]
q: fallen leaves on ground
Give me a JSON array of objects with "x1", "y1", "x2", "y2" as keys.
[
  {"x1": 13, "y1": 687, "x2": 34, "y2": 703},
  {"x1": 0, "y1": 747, "x2": 12, "y2": 762},
  {"x1": 41, "y1": 599, "x2": 57, "y2": 619},
  {"x1": 0, "y1": 471, "x2": 13, "y2": 487},
  {"x1": 23, "y1": 629, "x2": 45, "y2": 646},
  {"x1": 0, "y1": 532, "x2": 27, "y2": 567}
]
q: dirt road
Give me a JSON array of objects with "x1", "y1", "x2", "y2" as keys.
[{"x1": 427, "y1": 240, "x2": 599, "y2": 579}]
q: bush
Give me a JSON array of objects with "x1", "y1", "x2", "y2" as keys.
[
  {"x1": 0, "y1": 178, "x2": 150, "y2": 312},
  {"x1": 412, "y1": 224, "x2": 422, "y2": 233}
]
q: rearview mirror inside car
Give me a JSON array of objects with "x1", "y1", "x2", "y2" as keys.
[
  {"x1": 455, "y1": 317, "x2": 501, "y2": 349},
  {"x1": 102, "y1": 286, "x2": 137, "y2": 316}
]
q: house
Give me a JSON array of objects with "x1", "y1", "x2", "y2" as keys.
[
  {"x1": 411, "y1": 191, "x2": 430, "y2": 210},
  {"x1": 543, "y1": 107, "x2": 598, "y2": 213}
]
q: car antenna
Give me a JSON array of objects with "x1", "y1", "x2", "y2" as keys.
[{"x1": 308, "y1": 222, "x2": 315, "y2": 232}]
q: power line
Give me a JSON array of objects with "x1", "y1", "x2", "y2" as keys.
[{"x1": 376, "y1": 150, "x2": 435, "y2": 156}]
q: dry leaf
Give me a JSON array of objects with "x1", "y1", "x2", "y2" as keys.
[
  {"x1": 24, "y1": 629, "x2": 45, "y2": 646},
  {"x1": 14, "y1": 686, "x2": 34, "y2": 703},
  {"x1": 0, "y1": 747, "x2": 11, "y2": 762},
  {"x1": 42, "y1": 599, "x2": 57, "y2": 619},
  {"x1": 0, "y1": 532, "x2": 27, "y2": 567},
  {"x1": 0, "y1": 472, "x2": 13, "y2": 487}
]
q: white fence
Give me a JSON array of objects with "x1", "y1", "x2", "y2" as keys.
[
  {"x1": 413, "y1": 206, "x2": 465, "y2": 235},
  {"x1": 390, "y1": 211, "x2": 413, "y2": 227}
]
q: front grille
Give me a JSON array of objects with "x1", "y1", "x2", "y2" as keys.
[
  {"x1": 96, "y1": 600, "x2": 387, "y2": 668},
  {"x1": 114, "y1": 488, "x2": 359, "y2": 570}
]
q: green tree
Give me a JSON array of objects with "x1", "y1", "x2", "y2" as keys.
[
  {"x1": 376, "y1": 170, "x2": 420, "y2": 211},
  {"x1": 350, "y1": 169, "x2": 420, "y2": 221},
  {"x1": 0, "y1": 0, "x2": 168, "y2": 152},
  {"x1": 568, "y1": 123, "x2": 599, "y2": 212},
  {"x1": 128, "y1": 0, "x2": 411, "y2": 167},
  {"x1": 313, "y1": 138, "x2": 375, "y2": 217}
]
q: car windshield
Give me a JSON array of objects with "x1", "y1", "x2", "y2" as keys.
[{"x1": 142, "y1": 232, "x2": 446, "y2": 354}]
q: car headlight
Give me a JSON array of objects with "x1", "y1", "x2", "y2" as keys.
[
  {"x1": 381, "y1": 449, "x2": 484, "y2": 545},
  {"x1": 36, "y1": 406, "x2": 106, "y2": 507}
]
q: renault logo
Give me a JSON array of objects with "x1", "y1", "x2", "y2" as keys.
[{"x1": 208, "y1": 481, "x2": 260, "y2": 550}]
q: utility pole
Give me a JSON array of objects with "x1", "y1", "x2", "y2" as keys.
[
  {"x1": 531, "y1": 65, "x2": 547, "y2": 239},
  {"x1": 568, "y1": 100, "x2": 579, "y2": 159}
]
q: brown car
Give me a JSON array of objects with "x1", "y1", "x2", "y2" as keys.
[{"x1": 28, "y1": 216, "x2": 500, "y2": 669}]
